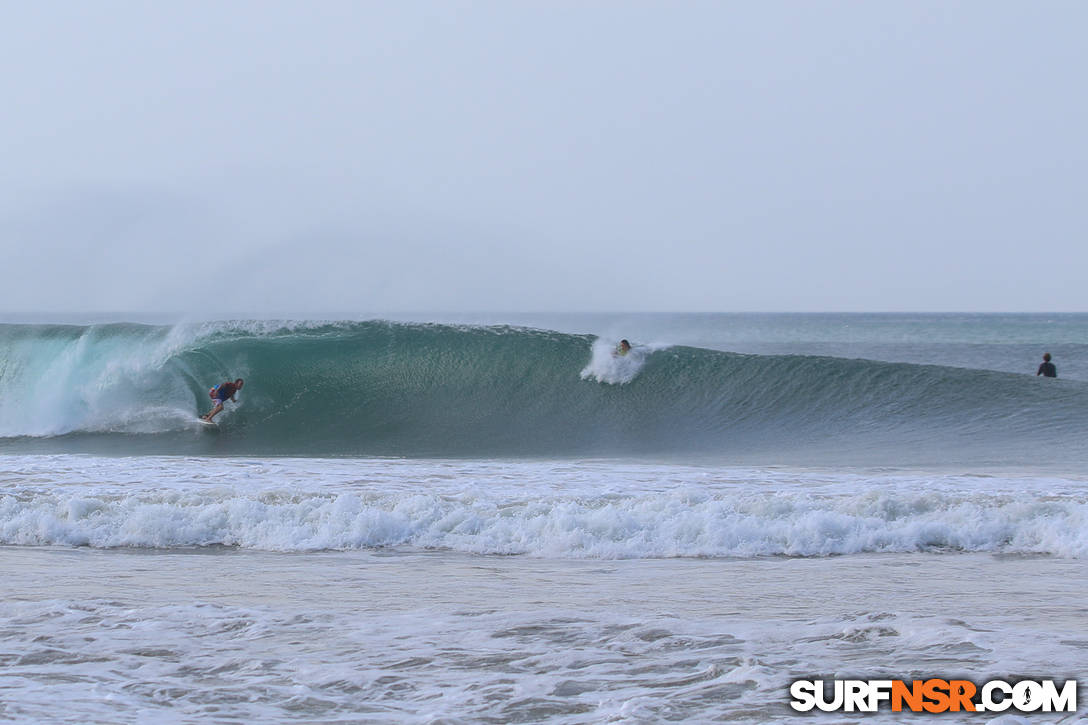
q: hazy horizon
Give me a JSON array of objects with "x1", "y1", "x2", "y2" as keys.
[
  {"x1": 4, "y1": 310, "x2": 1088, "y2": 329},
  {"x1": 3, "y1": 1, "x2": 1085, "y2": 315}
]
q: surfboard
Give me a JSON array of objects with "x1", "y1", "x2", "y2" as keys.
[{"x1": 197, "y1": 418, "x2": 218, "y2": 428}]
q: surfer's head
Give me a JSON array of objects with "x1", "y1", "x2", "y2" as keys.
[
  {"x1": 1043, "y1": 353, "x2": 1052, "y2": 362},
  {"x1": 235, "y1": 378, "x2": 245, "y2": 388}
]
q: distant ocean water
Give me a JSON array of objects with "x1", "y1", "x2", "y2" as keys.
[{"x1": 2, "y1": 313, "x2": 1086, "y2": 722}]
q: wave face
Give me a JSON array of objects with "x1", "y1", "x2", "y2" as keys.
[{"x1": 0, "y1": 320, "x2": 1085, "y2": 462}]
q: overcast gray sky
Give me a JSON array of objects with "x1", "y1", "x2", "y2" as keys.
[{"x1": 1, "y1": 1, "x2": 1085, "y2": 315}]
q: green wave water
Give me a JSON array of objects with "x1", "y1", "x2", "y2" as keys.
[{"x1": 0, "y1": 320, "x2": 1083, "y2": 463}]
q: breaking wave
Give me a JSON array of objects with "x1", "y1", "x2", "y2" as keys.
[{"x1": 0, "y1": 320, "x2": 1084, "y2": 463}]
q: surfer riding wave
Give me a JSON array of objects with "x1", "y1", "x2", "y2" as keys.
[{"x1": 202, "y1": 378, "x2": 244, "y2": 422}]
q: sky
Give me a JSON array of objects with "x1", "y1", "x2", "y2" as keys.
[{"x1": 1, "y1": 1, "x2": 1086, "y2": 315}]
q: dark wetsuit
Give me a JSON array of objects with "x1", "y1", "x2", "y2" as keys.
[
  {"x1": 215, "y1": 382, "x2": 240, "y2": 401},
  {"x1": 1037, "y1": 362, "x2": 1057, "y2": 378}
]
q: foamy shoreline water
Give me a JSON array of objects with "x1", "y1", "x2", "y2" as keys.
[{"x1": 3, "y1": 546, "x2": 1085, "y2": 723}]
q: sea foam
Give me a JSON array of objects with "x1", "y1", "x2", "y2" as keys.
[
  {"x1": 579, "y1": 338, "x2": 650, "y2": 384},
  {"x1": 2, "y1": 456, "x2": 1085, "y2": 558}
]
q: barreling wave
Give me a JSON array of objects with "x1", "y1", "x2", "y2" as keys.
[{"x1": 0, "y1": 320, "x2": 1084, "y2": 463}]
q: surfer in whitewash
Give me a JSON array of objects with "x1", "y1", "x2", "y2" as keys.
[
  {"x1": 1036, "y1": 353, "x2": 1057, "y2": 378},
  {"x1": 202, "y1": 378, "x2": 244, "y2": 422},
  {"x1": 614, "y1": 339, "x2": 631, "y2": 357}
]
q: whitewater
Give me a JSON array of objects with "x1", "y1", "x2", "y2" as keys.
[{"x1": 2, "y1": 313, "x2": 1086, "y2": 723}]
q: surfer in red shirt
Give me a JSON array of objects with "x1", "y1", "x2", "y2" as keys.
[{"x1": 202, "y1": 378, "x2": 244, "y2": 422}]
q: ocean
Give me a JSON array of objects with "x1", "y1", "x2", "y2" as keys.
[{"x1": 1, "y1": 313, "x2": 1085, "y2": 722}]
